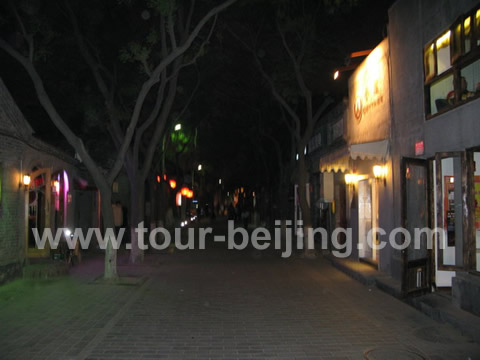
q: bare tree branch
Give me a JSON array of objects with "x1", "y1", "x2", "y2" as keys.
[
  {"x1": 9, "y1": 0, "x2": 34, "y2": 62},
  {"x1": 110, "y1": 0, "x2": 237, "y2": 184},
  {"x1": 171, "y1": 66, "x2": 200, "y2": 126},
  {"x1": 228, "y1": 27, "x2": 301, "y2": 141},
  {"x1": 313, "y1": 97, "x2": 333, "y2": 124},
  {"x1": 140, "y1": 59, "x2": 182, "y2": 180},
  {"x1": 179, "y1": 14, "x2": 217, "y2": 70},
  {"x1": 168, "y1": 13, "x2": 177, "y2": 50},
  {"x1": 185, "y1": 0, "x2": 196, "y2": 39},
  {"x1": 133, "y1": 69, "x2": 168, "y2": 167},
  {"x1": 277, "y1": 104, "x2": 296, "y2": 136},
  {"x1": 277, "y1": 20, "x2": 311, "y2": 103},
  {"x1": 141, "y1": 58, "x2": 152, "y2": 77},
  {"x1": 0, "y1": 37, "x2": 107, "y2": 189},
  {"x1": 66, "y1": 1, "x2": 113, "y2": 108}
]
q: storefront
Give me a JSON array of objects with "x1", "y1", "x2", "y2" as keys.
[
  {"x1": 420, "y1": 4, "x2": 480, "y2": 307},
  {"x1": 25, "y1": 167, "x2": 76, "y2": 259},
  {"x1": 388, "y1": 0, "x2": 480, "y2": 310},
  {"x1": 26, "y1": 168, "x2": 52, "y2": 258},
  {"x1": 320, "y1": 39, "x2": 393, "y2": 268}
]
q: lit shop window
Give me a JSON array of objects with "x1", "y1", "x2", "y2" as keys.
[
  {"x1": 460, "y1": 59, "x2": 480, "y2": 96},
  {"x1": 424, "y1": 5, "x2": 480, "y2": 117},
  {"x1": 436, "y1": 30, "x2": 451, "y2": 74},
  {"x1": 476, "y1": 9, "x2": 480, "y2": 47},
  {"x1": 424, "y1": 43, "x2": 436, "y2": 82},
  {"x1": 464, "y1": 16, "x2": 472, "y2": 53}
]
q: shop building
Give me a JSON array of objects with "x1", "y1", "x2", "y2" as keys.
[
  {"x1": 308, "y1": 0, "x2": 480, "y2": 316},
  {"x1": 309, "y1": 38, "x2": 395, "y2": 274},
  {"x1": 307, "y1": 101, "x2": 348, "y2": 250},
  {"x1": 389, "y1": 0, "x2": 480, "y2": 314},
  {"x1": 0, "y1": 77, "x2": 98, "y2": 284}
]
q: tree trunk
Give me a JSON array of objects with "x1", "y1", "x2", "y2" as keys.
[
  {"x1": 99, "y1": 186, "x2": 118, "y2": 279},
  {"x1": 129, "y1": 173, "x2": 146, "y2": 264},
  {"x1": 273, "y1": 166, "x2": 291, "y2": 246},
  {"x1": 149, "y1": 176, "x2": 157, "y2": 230},
  {"x1": 297, "y1": 151, "x2": 314, "y2": 258}
]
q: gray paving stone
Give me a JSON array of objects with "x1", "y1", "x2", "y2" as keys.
[{"x1": 1, "y1": 236, "x2": 480, "y2": 359}]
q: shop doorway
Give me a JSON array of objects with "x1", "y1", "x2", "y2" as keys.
[
  {"x1": 470, "y1": 151, "x2": 480, "y2": 272},
  {"x1": 402, "y1": 158, "x2": 431, "y2": 294},
  {"x1": 358, "y1": 179, "x2": 378, "y2": 263},
  {"x1": 433, "y1": 154, "x2": 464, "y2": 287},
  {"x1": 26, "y1": 168, "x2": 51, "y2": 258}
]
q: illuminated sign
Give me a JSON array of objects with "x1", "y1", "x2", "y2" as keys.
[
  {"x1": 415, "y1": 141, "x2": 425, "y2": 156},
  {"x1": 353, "y1": 46, "x2": 385, "y2": 123},
  {"x1": 348, "y1": 39, "x2": 390, "y2": 144}
]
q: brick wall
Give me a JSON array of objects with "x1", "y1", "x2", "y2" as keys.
[
  {"x1": 0, "y1": 137, "x2": 27, "y2": 284},
  {"x1": 0, "y1": 77, "x2": 85, "y2": 285}
]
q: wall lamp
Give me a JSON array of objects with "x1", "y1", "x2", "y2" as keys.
[
  {"x1": 373, "y1": 165, "x2": 387, "y2": 186},
  {"x1": 20, "y1": 174, "x2": 31, "y2": 190},
  {"x1": 333, "y1": 50, "x2": 372, "y2": 80},
  {"x1": 344, "y1": 173, "x2": 355, "y2": 185},
  {"x1": 333, "y1": 64, "x2": 358, "y2": 80},
  {"x1": 344, "y1": 173, "x2": 366, "y2": 185}
]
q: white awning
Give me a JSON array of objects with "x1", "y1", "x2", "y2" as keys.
[
  {"x1": 318, "y1": 140, "x2": 390, "y2": 173},
  {"x1": 319, "y1": 146, "x2": 351, "y2": 173},
  {"x1": 349, "y1": 139, "x2": 389, "y2": 161}
]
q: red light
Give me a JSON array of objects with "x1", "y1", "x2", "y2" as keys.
[
  {"x1": 187, "y1": 190, "x2": 193, "y2": 199},
  {"x1": 181, "y1": 187, "x2": 189, "y2": 196},
  {"x1": 169, "y1": 180, "x2": 177, "y2": 189},
  {"x1": 34, "y1": 175, "x2": 44, "y2": 187},
  {"x1": 156, "y1": 175, "x2": 161, "y2": 183},
  {"x1": 163, "y1": 174, "x2": 167, "y2": 181},
  {"x1": 415, "y1": 140, "x2": 424, "y2": 156}
]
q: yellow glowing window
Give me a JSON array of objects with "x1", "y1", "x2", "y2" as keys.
[
  {"x1": 464, "y1": 16, "x2": 472, "y2": 53},
  {"x1": 436, "y1": 30, "x2": 451, "y2": 74},
  {"x1": 464, "y1": 17, "x2": 471, "y2": 35},
  {"x1": 436, "y1": 30, "x2": 451, "y2": 49},
  {"x1": 476, "y1": 10, "x2": 480, "y2": 46},
  {"x1": 424, "y1": 43, "x2": 435, "y2": 81},
  {"x1": 452, "y1": 23, "x2": 462, "y2": 60}
]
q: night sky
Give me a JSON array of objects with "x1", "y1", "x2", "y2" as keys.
[{"x1": 0, "y1": 0, "x2": 394, "y2": 190}]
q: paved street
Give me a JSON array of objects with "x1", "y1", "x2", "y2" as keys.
[{"x1": 1, "y1": 222, "x2": 479, "y2": 360}]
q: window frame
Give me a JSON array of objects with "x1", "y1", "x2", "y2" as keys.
[{"x1": 424, "y1": 6, "x2": 480, "y2": 119}]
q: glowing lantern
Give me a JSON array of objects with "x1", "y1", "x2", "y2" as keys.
[
  {"x1": 23, "y1": 174, "x2": 31, "y2": 186},
  {"x1": 169, "y1": 179, "x2": 177, "y2": 189},
  {"x1": 53, "y1": 180, "x2": 60, "y2": 194}
]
